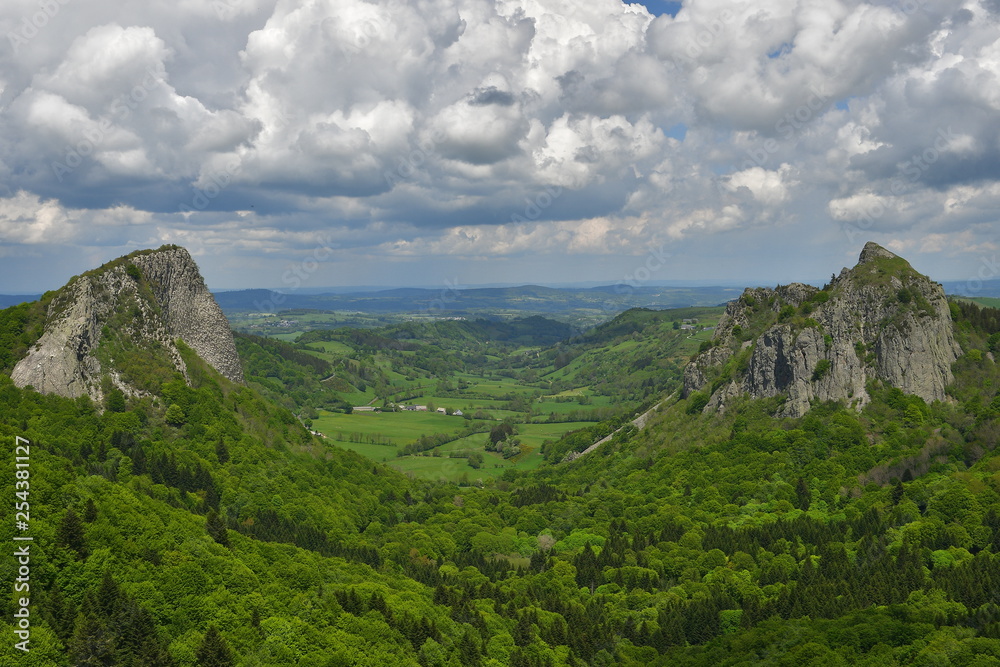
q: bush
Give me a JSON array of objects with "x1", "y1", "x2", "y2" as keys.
[
  {"x1": 810, "y1": 291, "x2": 830, "y2": 304},
  {"x1": 812, "y1": 359, "x2": 831, "y2": 382},
  {"x1": 686, "y1": 392, "x2": 710, "y2": 415},
  {"x1": 105, "y1": 388, "x2": 127, "y2": 413},
  {"x1": 165, "y1": 403, "x2": 186, "y2": 426},
  {"x1": 126, "y1": 264, "x2": 142, "y2": 281},
  {"x1": 778, "y1": 305, "x2": 796, "y2": 322}
]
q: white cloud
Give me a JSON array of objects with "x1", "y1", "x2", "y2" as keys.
[
  {"x1": 723, "y1": 164, "x2": 795, "y2": 206},
  {"x1": 0, "y1": 0, "x2": 999, "y2": 290},
  {"x1": 0, "y1": 191, "x2": 76, "y2": 244}
]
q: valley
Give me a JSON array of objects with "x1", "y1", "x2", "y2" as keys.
[
  {"x1": 235, "y1": 307, "x2": 724, "y2": 482},
  {"x1": 2, "y1": 244, "x2": 1000, "y2": 666}
]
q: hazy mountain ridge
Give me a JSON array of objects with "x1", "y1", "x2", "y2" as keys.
[{"x1": 214, "y1": 284, "x2": 741, "y2": 315}]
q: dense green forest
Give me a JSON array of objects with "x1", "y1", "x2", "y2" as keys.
[{"x1": 2, "y1": 292, "x2": 1000, "y2": 664}]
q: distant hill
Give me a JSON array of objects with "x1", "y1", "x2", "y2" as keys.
[
  {"x1": 214, "y1": 284, "x2": 741, "y2": 316},
  {"x1": 943, "y1": 278, "x2": 1000, "y2": 297},
  {"x1": 0, "y1": 294, "x2": 41, "y2": 308}
]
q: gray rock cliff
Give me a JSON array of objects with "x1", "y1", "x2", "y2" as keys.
[
  {"x1": 683, "y1": 242, "x2": 961, "y2": 417},
  {"x1": 11, "y1": 245, "x2": 243, "y2": 403}
]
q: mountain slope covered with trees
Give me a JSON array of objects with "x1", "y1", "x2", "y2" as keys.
[{"x1": 2, "y1": 246, "x2": 1000, "y2": 665}]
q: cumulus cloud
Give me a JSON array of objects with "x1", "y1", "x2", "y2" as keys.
[{"x1": 0, "y1": 0, "x2": 999, "y2": 291}]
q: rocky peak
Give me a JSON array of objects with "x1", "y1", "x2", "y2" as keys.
[
  {"x1": 11, "y1": 245, "x2": 243, "y2": 404},
  {"x1": 683, "y1": 242, "x2": 961, "y2": 417},
  {"x1": 858, "y1": 241, "x2": 898, "y2": 264}
]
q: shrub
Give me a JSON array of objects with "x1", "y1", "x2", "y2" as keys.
[
  {"x1": 812, "y1": 359, "x2": 832, "y2": 382},
  {"x1": 126, "y1": 264, "x2": 142, "y2": 281},
  {"x1": 165, "y1": 403, "x2": 187, "y2": 426},
  {"x1": 686, "y1": 392, "x2": 710, "y2": 414},
  {"x1": 105, "y1": 389, "x2": 127, "y2": 413},
  {"x1": 810, "y1": 291, "x2": 830, "y2": 304}
]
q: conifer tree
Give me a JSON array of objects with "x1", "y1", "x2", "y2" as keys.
[
  {"x1": 795, "y1": 477, "x2": 811, "y2": 510},
  {"x1": 70, "y1": 611, "x2": 115, "y2": 666},
  {"x1": 195, "y1": 626, "x2": 233, "y2": 667},
  {"x1": 57, "y1": 507, "x2": 88, "y2": 558},
  {"x1": 84, "y1": 498, "x2": 98, "y2": 523},
  {"x1": 892, "y1": 479, "x2": 906, "y2": 505},
  {"x1": 206, "y1": 509, "x2": 230, "y2": 547},
  {"x1": 458, "y1": 629, "x2": 481, "y2": 666}
]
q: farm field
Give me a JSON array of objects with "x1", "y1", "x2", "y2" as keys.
[
  {"x1": 238, "y1": 306, "x2": 727, "y2": 481},
  {"x1": 311, "y1": 407, "x2": 596, "y2": 481}
]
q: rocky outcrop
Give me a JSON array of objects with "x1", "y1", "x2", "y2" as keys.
[
  {"x1": 11, "y1": 245, "x2": 243, "y2": 403},
  {"x1": 683, "y1": 242, "x2": 962, "y2": 417},
  {"x1": 130, "y1": 247, "x2": 244, "y2": 385}
]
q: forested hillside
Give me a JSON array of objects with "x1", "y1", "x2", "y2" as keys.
[{"x1": 3, "y1": 264, "x2": 1000, "y2": 664}]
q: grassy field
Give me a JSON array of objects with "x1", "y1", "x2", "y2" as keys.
[
  {"x1": 241, "y1": 306, "x2": 728, "y2": 481},
  {"x1": 304, "y1": 340, "x2": 356, "y2": 355},
  {"x1": 311, "y1": 407, "x2": 596, "y2": 481},
  {"x1": 313, "y1": 410, "x2": 462, "y2": 443},
  {"x1": 962, "y1": 297, "x2": 1000, "y2": 309},
  {"x1": 228, "y1": 310, "x2": 410, "y2": 336}
]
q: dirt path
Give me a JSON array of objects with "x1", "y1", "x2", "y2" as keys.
[{"x1": 563, "y1": 397, "x2": 669, "y2": 462}]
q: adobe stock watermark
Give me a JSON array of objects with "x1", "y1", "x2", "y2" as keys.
[
  {"x1": 211, "y1": 0, "x2": 246, "y2": 21},
  {"x1": 180, "y1": 161, "x2": 243, "y2": 214},
  {"x1": 384, "y1": 127, "x2": 448, "y2": 190},
  {"x1": 963, "y1": 252, "x2": 1000, "y2": 296},
  {"x1": 7, "y1": 0, "x2": 72, "y2": 54},
  {"x1": 873, "y1": 0, "x2": 931, "y2": 35},
  {"x1": 51, "y1": 66, "x2": 164, "y2": 182},
  {"x1": 178, "y1": 111, "x2": 291, "y2": 213},
  {"x1": 842, "y1": 127, "x2": 959, "y2": 244},
  {"x1": 424, "y1": 277, "x2": 467, "y2": 315},
  {"x1": 609, "y1": 243, "x2": 672, "y2": 308},
  {"x1": 736, "y1": 85, "x2": 832, "y2": 174},
  {"x1": 961, "y1": 227, "x2": 1000, "y2": 297},
  {"x1": 253, "y1": 234, "x2": 340, "y2": 313},
  {"x1": 509, "y1": 186, "x2": 563, "y2": 224},
  {"x1": 669, "y1": 9, "x2": 737, "y2": 67},
  {"x1": 340, "y1": 12, "x2": 392, "y2": 58}
]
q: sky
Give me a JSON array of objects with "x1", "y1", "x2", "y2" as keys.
[{"x1": 1, "y1": 0, "x2": 999, "y2": 293}]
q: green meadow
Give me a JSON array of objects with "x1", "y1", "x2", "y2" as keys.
[{"x1": 311, "y1": 408, "x2": 596, "y2": 481}]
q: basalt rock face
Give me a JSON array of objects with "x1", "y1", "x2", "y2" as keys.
[
  {"x1": 130, "y1": 247, "x2": 244, "y2": 384},
  {"x1": 683, "y1": 242, "x2": 961, "y2": 418},
  {"x1": 11, "y1": 245, "x2": 243, "y2": 403}
]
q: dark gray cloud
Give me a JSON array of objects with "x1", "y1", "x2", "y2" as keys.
[{"x1": 469, "y1": 86, "x2": 515, "y2": 107}]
